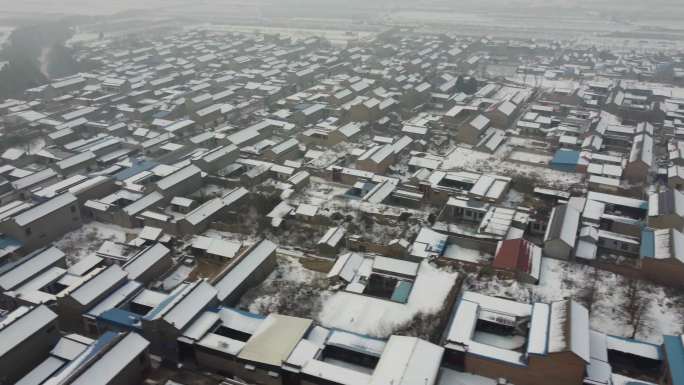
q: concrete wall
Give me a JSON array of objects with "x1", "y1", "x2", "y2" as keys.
[
  {"x1": 642, "y1": 258, "x2": 684, "y2": 288},
  {"x1": 108, "y1": 346, "x2": 149, "y2": 385},
  {"x1": 194, "y1": 346, "x2": 241, "y2": 377},
  {"x1": 0, "y1": 202, "x2": 83, "y2": 252},
  {"x1": 465, "y1": 351, "x2": 585, "y2": 385},
  {"x1": 648, "y1": 214, "x2": 684, "y2": 232},
  {"x1": 543, "y1": 239, "x2": 572, "y2": 260}
]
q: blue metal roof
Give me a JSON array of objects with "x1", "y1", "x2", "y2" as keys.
[
  {"x1": 81, "y1": 331, "x2": 118, "y2": 361},
  {"x1": 391, "y1": 280, "x2": 413, "y2": 303},
  {"x1": 551, "y1": 149, "x2": 580, "y2": 166},
  {"x1": 0, "y1": 235, "x2": 22, "y2": 257},
  {"x1": 664, "y1": 335, "x2": 684, "y2": 385},
  {"x1": 113, "y1": 160, "x2": 158, "y2": 181},
  {"x1": 640, "y1": 229, "x2": 655, "y2": 258},
  {"x1": 98, "y1": 308, "x2": 142, "y2": 330}
]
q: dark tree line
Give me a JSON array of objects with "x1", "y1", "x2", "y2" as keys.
[{"x1": 0, "y1": 21, "x2": 77, "y2": 97}]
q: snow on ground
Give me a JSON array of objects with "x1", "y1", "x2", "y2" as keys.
[
  {"x1": 507, "y1": 150, "x2": 552, "y2": 165},
  {"x1": 202, "y1": 229, "x2": 259, "y2": 246},
  {"x1": 507, "y1": 136, "x2": 550, "y2": 151},
  {"x1": 441, "y1": 145, "x2": 584, "y2": 188},
  {"x1": 443, "y1": 243, "x2": 491, "y2": 264},
  {"x1": 297, "y1": 177, "x2": 352, "y2": 207},
  {"x1": 162, "y1": 265, "x2": 193, "y2": 291},
  {"x1": 239, "y1": 256, "x2": 331, "y2": 317},
  {"x1": 318, "y1": 261, "x2": 458, "y2": 338},
  {"x1": 29, "y1": 138, "x2": 46, "y2": 155},
  {"x1": 292, "y1": 177, "x2": 428, "y2": 224},
  {"x1": 502, "y1": 188, "x2": 525, "y2": 207},
  {"x1": 506, "y1": 74, "x2": 581, "y2": 91},
  {"x1": 55, "y1": 221, "x2": 134, "y2": 265},
  {"x1": 196, "y1": 184, "x2": 228, "y2": 199},
  {"x1": 473, "y1": 331, "x2": 526, "y2": 350},
  {"x1": 465, "y1": 257, "x2": 684, "y2": 344}
]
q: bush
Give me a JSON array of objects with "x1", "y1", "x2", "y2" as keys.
[{"x1": 393, "y1": 311, "x2": 442, "y2": 341}]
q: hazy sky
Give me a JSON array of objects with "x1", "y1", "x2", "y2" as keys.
[
  {"x1": 0, "y1": 0, "x2": 682, "y2": 29},
  {"x1": 0, "y1": 0, "x2": 681, "y2": 15}
]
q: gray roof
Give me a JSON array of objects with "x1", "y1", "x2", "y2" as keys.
[
  {"x1": 0, "y1": 247, "x2": 65, "y2": 291},
  {"x1": 68, "y1": 265, "x2": 128, "y2": 306},
  {"x1": 123, "y1": 191, "x2": 164, "y2": 216},
  {"x1": 14, "y1": 193, "x2": 78, "y2": 227},
  {"x1": 544, "y1": 204, "x2": 581, "y2": 246},
  {"x1": 11, "y1": 168, "x2": 58, "y2": 191},
  {"x1": 123, "y1": 243, "x2": 170, "y2": 281},
  {"x1": 67, "y1": 332, "x2": 149, "y2": 385},
  {"x1": 649, "y1": 189, "x2": 684, "y2": 217},
  {"x1": 156, "y1": 165, "x2": 201, "y2": 191},
  {"x1": 0, "y1": 305, "x2": 58, "y2": 358},
  {"x1": 214, "y1": 240, "x2": 276, "y2": 302},
  {"x1": 162, "y1": 280, "x2": 217, "y2": 330}
]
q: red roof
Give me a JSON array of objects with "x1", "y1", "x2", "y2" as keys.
[{"x1": 493, "y1": 239, "x2": 534, "y2": 273}]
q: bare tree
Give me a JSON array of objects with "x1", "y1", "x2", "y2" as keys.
[
  {"x1": 621, "y1": 278, "x2": 650, "y2": 339},
  {"x1": 577, "y1": 268, "x2": 601, "y2": 314}
]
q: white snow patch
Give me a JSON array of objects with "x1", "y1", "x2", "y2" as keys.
[
  {"x1": 54, "y1": 222, "x2": 133, "y2": 265},
  {"x1": 465, "y1": 257, "x2": 684, "y2": 344},
  {"x1": 317, "y1": 261, "x2": 458, "y2": 337},
  {"x1": 441, "y1": 145, "x2": 583, "y2": 188}
]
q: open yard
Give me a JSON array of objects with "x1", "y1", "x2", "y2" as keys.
[
  {"x1": 463, "y1": 257, "x2": 684, "y2": 344},
  {"x1": 55, "y1": 221, "x2": 136, "y2": 265},
  {"x1": 441, "y1": 145, "x2": 585, "y2": 189}
]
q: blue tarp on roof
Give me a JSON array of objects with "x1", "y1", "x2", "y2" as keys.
[
  {"x1": 0, "y1": 235, "x2": 22, "y2": 258},
  {"x1": 391, "y1": 280, "x2": 413, "y2": 303},
  {"x1": 80, "y1": 331, "x2": 118, "y2": 362},
  {"x1": 640, "y1": 229, "x2": 655, "y2": 258},
  {"x1": 113, "y1": 160, "x2": 158, "y2": 181},
  {"x1": 550, "y1": 149, "x2": 580, "y2": 172},
  {"x1": 98, "y1": 308, "x2": 142, "y2": 330},
  {"x1": 664, "y1": 335, "x2": 684, "y2": 385}
]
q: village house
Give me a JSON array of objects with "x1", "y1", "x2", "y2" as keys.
[
  {"x1": 443, "y1": 292, "x2": 590, "y2": 385},
  {"x1": 317, "y1": 226, "x2": 347, "y2": 257},
  {"x1": 122, "y1": 243, "x2": 172, "y2": 285},
  {"x1": 0, "y1": 193, "x2": 82, "y2": 252},
  {"x1": 141, "y1": 280, "x2": 218, "y2": 361},
  {"x1": 457, "y1": 114, "x2": 491, "y2": 145},
  {"x1": 640, "y1": 228, "x2": 684, "y2": 287},
  {"x1": 212, "y1": 239, "x2": 277, "y2": 305},
  {"x1": 492, "y1": 238, "x2": 542, "y2": 284},
  {"x1": 56, "y1": 265, "x2": 129, "y2": 333},
  {"x1": 649, "y1": 189, "x2": 684, "y2": 231},
  {"x1": 154, "y1": 165, "x2": 204, "y2": 201},
  {"x1": 624, "y1": 132, "x2": 654, "y2": 183},
  {"x1": 356, "y1": 145, "x2": 395, "y2": 174},
  {"x1": 0, "y1": 305, "x2": 60, "y2": 385},
  {"x1": 543, "y1": 204, "x2": 581, "y2": 260},
  {"x1": 20, "y1": 331, "x2": 151, "y2": 385}
]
